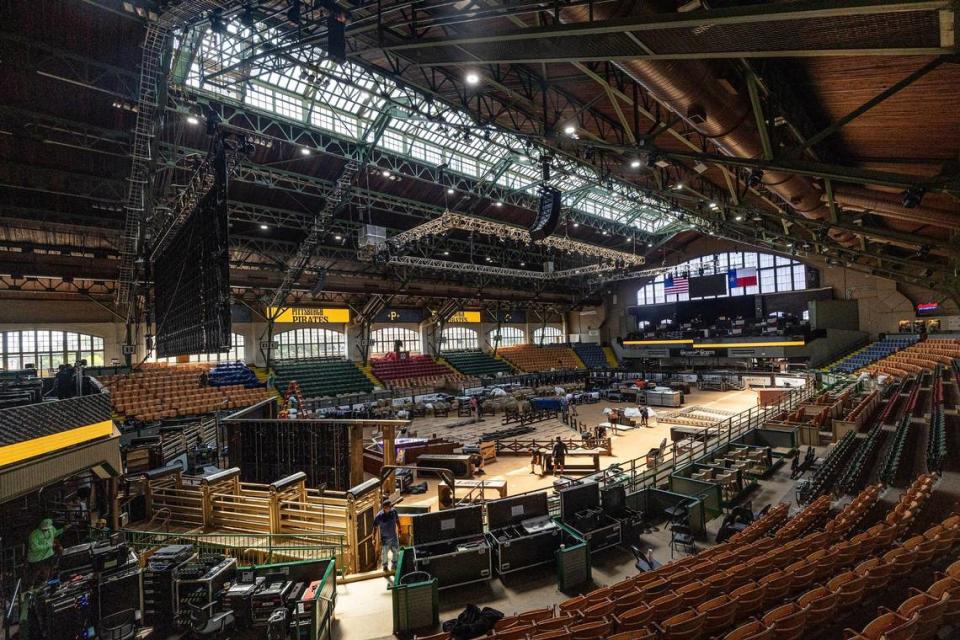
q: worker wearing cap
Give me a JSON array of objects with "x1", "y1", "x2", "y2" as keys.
[
  {"x1": 373, "y1": 498, "x2": 400, "y2": 573},
  {"x1": 26, "y1": 518, "x2": 63, "y2": 585}
]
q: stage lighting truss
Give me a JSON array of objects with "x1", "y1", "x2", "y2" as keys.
[{"x1": 361, "y1": 210, "x2": 646, "y2": 276}]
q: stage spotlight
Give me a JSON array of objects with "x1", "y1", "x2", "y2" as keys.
[
  {"x1": 327, "y1": 9, "x2": 347, "y2": 63},
  {"x1": 447, "y1": 187, "x2": 455, "y2": 194},
  {"x1": 381, "y1": 169, "x2": 391, "y2": 177},
  {"x1": 674, "y1": 182, "x2": 683, "y2": 190},
  {"x1": 573, "y1": 222, "x2": 579, "y2": 228},
  {"x1": 902, "y1": 187, "x2": 925, "y2": 209},
  {"x1": 708, "y1": 202, "x2": 718, "y2": 210},
  {"x1": 208, "y1": 9, "x2": 226, "y2": 34},
  {"x1": 443, "y1": 250, "x2": 450, "y2": 256},
  {"x1": 240, "y1": 4, "x2": 256, "y2": 28},
  {"x1": 495, "y1": 201, "x2": 503, "y2": 207},
  {"x1": 747, "y1": 168, "x2": 764, "y2": 188},
  {"x1": 735, "y1": 215, "x2": 744, "y2": 221},
  {"x1": 260, "y1": 224, "x2": 269, "y2": 230},
  {"x1": 187, "y1": 116, "x2": 199, "y2": 125},
  {"x1": 629, "y1": 158, "x2": 642, "y2": 169},
  {"x1": 300, "y1": 147, "x2": 311, "y2": 156},
  {"x1": 286, "y1": 0, "x2": 301, "y2": 24},
  {"x1": 465, "y1": 71, "x2": 480, "y2": 85},
  {"x1": 563, "y1": 124, "x2": 576, "y2": 136}
]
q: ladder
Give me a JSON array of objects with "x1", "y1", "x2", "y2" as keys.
[{"x1": 117, "y1": 23, "x2": 169, "y2": 311}]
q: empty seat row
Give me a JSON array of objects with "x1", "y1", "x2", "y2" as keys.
[
  {"x1": 443, "y1": 350, "x2": 515, "y2": 377},
  {"x1": 100, "y1": 363, "x2": 272, "y2": 421},
  {"x1": 498, "y1": 345, "x2": 584, "y2": 372},
  {"x1": 829, "y1": 335, "x2": 919, "y2": 374},
  {"x1": 370, "y1": 354, "x2": 463, "y2": 389},
  {"x1": 273, "y1": 358, "x2": 374, "y2": 398},
  {"x1": 571, "y1": 344, "x2": 609, "y2": 369}
]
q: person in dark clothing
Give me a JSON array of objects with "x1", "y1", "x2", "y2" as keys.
[
  {"x1": 373, "y1": 498, "x2": 400, "y2": 572},
  {"x1": 198, "y1": 370, "x2": 209, "y2": 388},
  {"x1": 639, "y1": 405, "x2": 650, "y2": 427},
  {"x1": 551, "y1": 436, "x2": 567, "y2": 475}
]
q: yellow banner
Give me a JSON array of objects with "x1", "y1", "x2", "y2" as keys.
[
  {"x1": 448, "y1": 311, "x2": 481, "y2": 323},
  {"x1": 0, "y1": 420, "x2": 115, "y2": 467},
  {"x1": 268, "y1": 307, "x2": 351, "y2": 324},
  {"x1": 693, "y1": 340, "x2": 805, "y2": 349}
]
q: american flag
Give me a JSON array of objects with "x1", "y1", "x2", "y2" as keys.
[{"x1": 664, "y1": 275, "x2": 689, "y2": 295}]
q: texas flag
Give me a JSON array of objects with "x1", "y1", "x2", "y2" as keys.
[{"x1": 727, "y1": 267, "x2": 758, "y2": 288}]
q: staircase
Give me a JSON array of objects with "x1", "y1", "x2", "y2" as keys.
[
  {"x1": 603, "y1": 346, "x2": 619, "y2": 368},
  {"x1": 360, "y1": 363, "x2": 382, "y2": 388}
]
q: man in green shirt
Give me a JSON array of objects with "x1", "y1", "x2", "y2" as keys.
[{"x1": 26, "y1": 518, "x2": 63, "y2": 585}]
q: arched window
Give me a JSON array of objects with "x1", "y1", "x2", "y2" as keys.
[
  {"x1": 0, "y1": 330, "x2": 105, "y2": 372},
  {"x1": 637, "y1": 251, "x2": 809, "y2": 305},
  {"x1": 533, "y1": 326, "x2": 564, "y2": 345},
  {"x1": 149, "y1": 332, "x2": 246, "y2": 363},
  {"x1": 489, "y1": 327, "x2": 525, "y2": 348},
  {"x1": 371, "y1": 327, "x2": 422, "y2": 355},
  {"x1": 275, "y1": 328, "x2": 346, "y2": 360},
  {"x1": 441, "y1": 327, "x2": 478, "y2": 351}
]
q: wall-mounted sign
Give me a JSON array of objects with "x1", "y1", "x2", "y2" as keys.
[
  {"x1": 268, "y1": 307, "x2": 351, "y2": 323},
  {"x1": 917, "y1": 302, "x2": 940, "y2": 315},
  {"x1": 374, "y1": 308, "x2": 425, "y2": 323},
  {"x1": 489, "y1": 309, "x2": 526, "y2": 323},
  {"x1": 680, "y1": 349, "x2": 716, "y2": 357},
  {"x1": 448, "y1": 310, "x2": 482, "y2": 323}
]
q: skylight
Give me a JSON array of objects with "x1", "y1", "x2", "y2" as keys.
[{"x1": 174, "y1": 25, "x2": 685, "y2": 234}]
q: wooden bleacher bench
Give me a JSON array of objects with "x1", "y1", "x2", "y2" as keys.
[
  {"x1": 542, "y1": 448, "x2": 602, "y2": 474},
  {"x1": 454, "y1": 478, "x2": 508, "y2": 499}
]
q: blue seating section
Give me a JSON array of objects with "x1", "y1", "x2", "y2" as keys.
[
  {"x1": 208, "y1": 361, "x2": 263, "y2": 388},
  {"x1": 572, "y1": 343, "x2": 609, "y2": 369},
  {"x1": 830, "y1": 335, "x2": 920, "y2": 374}
]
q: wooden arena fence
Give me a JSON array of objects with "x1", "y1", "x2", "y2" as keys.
[{"x1": 128, "y1": 466, "x2": 380, "y2": 573}]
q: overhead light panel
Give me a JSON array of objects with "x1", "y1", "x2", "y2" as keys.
[
  {"x1": 186, "y1": 116, "x2": 199, "y2": 125},
  {"x1": 693, "y1": 162, "x2": 708, "y2": 174},
  {"x1": 300, "y1": 147, "x2": 311, "y2": 156},
  {"x1": 465, "y1": 71, "x2": 480, "y2": 85}
]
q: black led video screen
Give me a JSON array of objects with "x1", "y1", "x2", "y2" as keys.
[
  {"x1": 154, "y1": 191, "x2": 231, "y2": 358},
  {"x1": 688, "y1": 274, "x2": 728, "y2": 298}
]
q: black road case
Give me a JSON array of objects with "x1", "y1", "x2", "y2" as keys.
[
  {"x1": 486, "y1": 493, "x2": 561, "y2": 576},
  {"x1": 410, "y1": 505, "x2": 492, "y2": 589},
  {"x1": 559, "y1": 482, "x2": 621, "y2": 553}
]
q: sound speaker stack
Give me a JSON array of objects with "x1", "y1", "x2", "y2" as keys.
[{"x1": 529, "y1": 186, "x2": 562, "y2": 241}]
